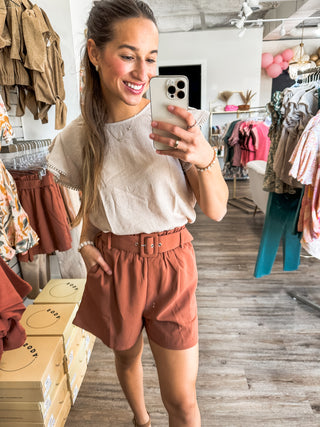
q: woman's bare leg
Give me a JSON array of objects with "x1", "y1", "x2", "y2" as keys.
[
  {"x1": 114, "y1": 333, "x2": 149, "y2": 425},
  {"x1": 149, "y1": 339, "x2": 201, "y2": 427}
]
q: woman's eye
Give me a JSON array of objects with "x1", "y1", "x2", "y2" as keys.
[
  {"x1": 146, "y1": 58, "x2": 156, "y2": 64},
  {"x1": 121, "y1": 55, "x2": 134, "y2": 61}
]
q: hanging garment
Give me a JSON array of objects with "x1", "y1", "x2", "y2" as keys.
[
  {"x1": 239, "y1": 121, "x2": 271, "y2": 166},
  {"x1": 273, "y1": 86, "x2": 318, "y2": 187},
  {"x1": 0, "y1": 255, "x2": 31, "y2": 360},
  {"x1": 289, "y1": 110, "x2": 320, "y2": 258},
  {"x1": 0, "y1": 0, "x2": 67, "y2": 129},
  {"x1": 25, "y1": 6, "x2": 67, "y2": 129},
  {"x1": 0, "y1": 92, "x2": 14, "y2": 144},
  {"x1": 9, "y1": 170, "x2": 72, "y2": 262},
  {"x1": 263, "y1": 91, "x2": 301, "y2": 195},
  {"x1": 19, "y1": 253, "x2": 50, "y2": 299},
  {"x1": 0, "y1": 160, "x2": 39, "y2": 261},
  {"x1": 254, "y1": 189, "x2": 303, "y2": 278}
]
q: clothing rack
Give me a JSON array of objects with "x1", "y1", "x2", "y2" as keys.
[
  {"x1": 217, "y1": 107, "x2": 269, "y2": 214},
  {"x1": 285, "y1": 77, "x2": 320, "y2": 308},
  {"x1": 0, "y1": 139, "x2": 51, "y2": 153},
  {"x1": 210, "y1": 106, "x2": 268, "y2": 118},
  {"x1": 296, "y1": 66, "x2": 320, "y2": 84},
  {"x1": 0, "y1": 139, "x2": 51, "y2": 172}
]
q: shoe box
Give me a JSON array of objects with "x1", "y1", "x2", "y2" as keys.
[
  {"x1": 0, "y1": 336, "x2": 65, "y2": 402},
  {"x1": 19, "y1": 303, "x2": 79, "y2": 354},
  {"x1": 0, "y1": 374, "x2": 70, "y2": 425},
  {"x1": 33, "y1": 278, "x2": 86, "y2": 305}
]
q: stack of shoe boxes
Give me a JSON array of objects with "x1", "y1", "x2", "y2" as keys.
[
  {"x1": 0, "y1": 278, "x2": 95, "y2": 426},
  {"x1": 0, "y1": 336, "x2": 70, "y2": 426},
  {"x1": 33, "y1": 279, "x2": 96, "y2": 404}
]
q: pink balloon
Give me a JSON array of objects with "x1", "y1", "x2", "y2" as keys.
[
  {"x1": 261, "y1": 52, "x2": 274, "y2": 69},
  {"x1": 266, "y1": 63, "x2": 282, "y2": 78},
  {"x1": 273, "y1": 54, "x2": 283, "y2": 64},
  {"x1": 282, "y1": 48, "x2": 294, "y2": 62},
  {"x1": 280, "y1": 61, "x2": 289, "y2": 70}
]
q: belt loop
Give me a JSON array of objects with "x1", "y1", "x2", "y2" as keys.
[
  {"x1": 180, "y1": 227, "x2": 191, "y2": 247},
  {"x1": 180, "y1": 228, "x2": 185, "y2": 248},
  {"x1": 107, "y1": 233, "x2": 112, "y2": 250}
]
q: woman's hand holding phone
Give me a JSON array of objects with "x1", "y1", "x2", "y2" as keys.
[
  {"x1": 149, "y1": 75, "x2": 213, "y2": 169},
  {"x1": 150, "y1": 105, "x2": 213, "y2": 170}
]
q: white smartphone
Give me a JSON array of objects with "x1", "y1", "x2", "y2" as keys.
[{"x1": 149, "y1": 75, "x2": 189, "y2": 150}]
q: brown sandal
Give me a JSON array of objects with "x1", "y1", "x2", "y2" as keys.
[{"x1": 132, "y1": 413, "x2": 151, "y2": 427}]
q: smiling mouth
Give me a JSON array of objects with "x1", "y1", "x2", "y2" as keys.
[{"x1": 124, "y1": 81, "x2": 144, "y2": 91}]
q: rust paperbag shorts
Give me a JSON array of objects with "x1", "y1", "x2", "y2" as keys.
[{"x1": 73, "y1": 226, "x2": 198, "y2": 351}]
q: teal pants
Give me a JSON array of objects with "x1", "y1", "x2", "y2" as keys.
[{"x1": 254, "y1": 189, "x2": 303, "y2": 278}]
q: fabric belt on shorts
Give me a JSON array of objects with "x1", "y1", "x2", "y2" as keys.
[{"x1": 101, "y1": 227, "x2": 193, "y2": 258}]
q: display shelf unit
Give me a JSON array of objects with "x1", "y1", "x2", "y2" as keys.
[{"x1": 209, "y1": 105, "x2": 268, "y2": 144}]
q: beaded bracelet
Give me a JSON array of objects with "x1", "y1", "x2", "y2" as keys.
[
  {"x1": 196, "y1": 147, "x2": 217, "y2": 172},
  {"x1": 78, "y1": 240, "x2": 95, "y2": 252}
]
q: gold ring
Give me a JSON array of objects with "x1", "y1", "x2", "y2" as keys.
[
  {"x1": 187, "y1": 120, "x2": 197, "y2": 129},
  {"x1": 174, "y1": 140, "x2": 179, "y2": 149}
]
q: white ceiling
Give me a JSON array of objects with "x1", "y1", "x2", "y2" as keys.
[{"x1": 146, "y1": 0, "x2": 320, "y2": 40}]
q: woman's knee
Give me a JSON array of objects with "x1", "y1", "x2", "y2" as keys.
[
  {"x1": 163, "y1": 388, "x2": 198, "y2": 420},
  {"x1": 114, "y1": 334, "x2": 143, "y2": 368}
]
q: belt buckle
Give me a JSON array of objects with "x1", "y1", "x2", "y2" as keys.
[{"x1": 139, "y1": 233, "x2": 159, "y2": 257}]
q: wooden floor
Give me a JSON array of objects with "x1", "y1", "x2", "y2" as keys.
[{"x1": 65, "y1": 181, "x2": 320, "y2": 427}]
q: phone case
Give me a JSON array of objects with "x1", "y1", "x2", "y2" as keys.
[{"x1": 149, "y1": 75, "x2": 189, "y2": 150}]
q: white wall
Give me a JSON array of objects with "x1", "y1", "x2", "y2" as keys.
[
  {"x1": 21, "y1": 8, "x2": 264, "y2": 140},
  {"x1": 22, "y1": 0, "x2": 92, "y2": 140},
  {"x1": 159, "y1": 27, "x2": 264, "y2": 110},
  {"x1": 260, "y1": 39, "x2": 320, "y2": 106}
]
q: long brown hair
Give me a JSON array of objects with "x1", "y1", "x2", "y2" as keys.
[{"x1": 74, "y1": 0, "x2": 157, "y2": 226}]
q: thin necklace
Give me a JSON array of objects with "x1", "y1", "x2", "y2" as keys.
[{"x1": 106, "y1": 122, "x2": 132, "y2": 142}]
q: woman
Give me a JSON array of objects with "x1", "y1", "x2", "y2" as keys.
[{"x1": 47, "y1": 1, "x2": 228, "y2": 426}]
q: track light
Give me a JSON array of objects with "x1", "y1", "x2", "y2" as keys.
[
  {"x1": 280, "y1": 22, "x2": 286, "y2": 37},
  {"x1": 235, "y1": 16, "x2": 246, "y2": 29},
  {"x1": 242, "y1": 2, "x2": 253, "y2": 18},
  {"x1": 247, "y1": 0, "x2": 260, "y2": 8}
]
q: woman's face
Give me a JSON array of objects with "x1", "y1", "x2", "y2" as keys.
[{"x1": 92, "y1": 17, "x2": 159, "y2": 110}]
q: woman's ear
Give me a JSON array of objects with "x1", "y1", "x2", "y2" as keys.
[{"x1": 87, "y1": 38, "x2": 100, "y2": 69}]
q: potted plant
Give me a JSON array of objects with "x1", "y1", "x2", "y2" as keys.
[{"x1": 238, "y1": 90, "x2": 256, "y2": 110}]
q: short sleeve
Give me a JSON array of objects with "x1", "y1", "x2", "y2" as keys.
[{"x1": 46, "y1": 116, "x2": 85, "y2": 190}]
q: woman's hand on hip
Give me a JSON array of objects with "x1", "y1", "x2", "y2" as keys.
[{"x1": 80, "y1": 244, "x2": 112, "y2": 276}]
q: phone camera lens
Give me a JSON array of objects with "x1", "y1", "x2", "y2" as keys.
[
  {"x1": 177, "y1": 80, "x2": 185, "y2": 89},
  {"x1": 177, "y1": 91, "x2": 185, "y2": 99},
  {"x1": 168, "y1": 85, "x2": 176, "y2": 94}
]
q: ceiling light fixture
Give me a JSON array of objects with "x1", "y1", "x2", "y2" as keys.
[
  {"x1": 230, "y1": 15, "x2": 320, "y2": 33},
  {"x1": 235, "y1": 16, "x2": 246, "y2": 29},
  {"x1": 242, "y1": 2, "x2": 253, "y2": 18},
  {"x1": 288, "y1": 24, "x2": 315, "y2": 80},
  {"x1": 243, "y1": 16, "x2": 320, "y2": 25},
  {"x1": 247, "y1": 0, "x2": 260, "y2": 9},
  {"x1": 280, "y1": 22, "x2": 286, "y2": 37}
]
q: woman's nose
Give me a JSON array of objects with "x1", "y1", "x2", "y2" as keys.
[{"x1": 133, "y1": 60, "x2": 147, "y2": 81}]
